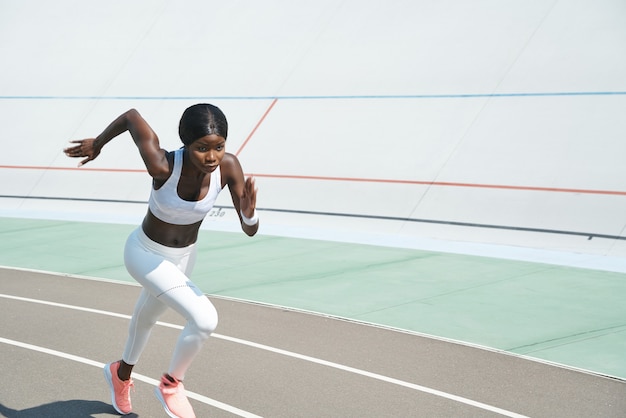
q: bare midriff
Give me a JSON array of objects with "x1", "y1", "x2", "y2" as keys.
[{"x1": 141, "y1": 209, "x2": 203, "y2": 248}]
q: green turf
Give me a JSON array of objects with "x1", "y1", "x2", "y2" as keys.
[{"x1": 1, "y1": 216, "x2": 625, "y2": 379}]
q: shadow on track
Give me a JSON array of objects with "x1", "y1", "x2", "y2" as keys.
[{"x1": 0, "y1": 400, "x2": 134, "y2": 418}]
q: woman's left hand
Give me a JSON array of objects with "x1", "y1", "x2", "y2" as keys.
[{"x1": 240, "y1": 176, "x2": 257, "y2": 218}]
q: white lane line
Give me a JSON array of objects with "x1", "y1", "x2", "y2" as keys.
[
  {"x1": 1, "y1": 293, "x2": 528, "y2": 418},
  {"x1": 0, "y1": 336, "x2": 262, "y2": 418},
  {"x1": 212, "y1": 333, "x2": 529, "y2": 418}
]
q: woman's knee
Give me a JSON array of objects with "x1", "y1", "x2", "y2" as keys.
[{"x1": 192, "y1": 303, "x2": 219, "y2": 336}]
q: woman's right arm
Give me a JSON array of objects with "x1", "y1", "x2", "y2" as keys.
[{"x1": 64, "y1": 109, "x2": 170, "y2": 180}]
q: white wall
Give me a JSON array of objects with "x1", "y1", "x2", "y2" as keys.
[{"x1": 1, "y1": 0, "x2": 625, "y2": 264}]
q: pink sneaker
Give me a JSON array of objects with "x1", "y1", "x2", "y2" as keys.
[
  {"x1": 103, "y1": 361, "x2": 134, "y2": 415},
  {"x1": 154, "y1": 374, "x2": 196, "y2": 418}
]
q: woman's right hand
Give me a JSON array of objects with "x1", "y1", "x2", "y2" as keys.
[{"x1": 64, "y1": 138, "x2": 101, "y2": 167}]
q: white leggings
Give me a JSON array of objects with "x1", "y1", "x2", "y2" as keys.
[{"x1": 122, "y1": 227, "x2": 218, "y2": 380}]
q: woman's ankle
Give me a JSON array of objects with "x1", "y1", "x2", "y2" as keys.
[{"x1": 117, "y1": 360, "x2": 134, "y2": 381}]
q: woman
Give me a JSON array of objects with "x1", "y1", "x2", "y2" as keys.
[{"x1": 64, "y1": 104, "x2": 259, "y2": 418}]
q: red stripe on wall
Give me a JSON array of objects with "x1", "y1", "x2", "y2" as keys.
[
  {"x1": 2, "y1": 165, "x2": 625, "y2": 196},
  {"x1": 235, "y1": 98, "x2": 278, "y2": 156}
]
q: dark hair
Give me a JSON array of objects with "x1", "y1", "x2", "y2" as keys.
[{"x1": 178, "y1": 103, "x2": 228, "y2": 145}]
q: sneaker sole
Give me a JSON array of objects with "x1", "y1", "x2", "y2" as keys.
[
  {"x1": 154, "y1": 387, "x2": 181, "y2": 418},
  {"x1": 103, "y1": 364, "x2": 130, "y2": 415}
]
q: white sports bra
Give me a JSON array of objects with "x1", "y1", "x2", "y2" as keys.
[{"x1": 148, "y1": 148, "x2": 222, "y2": 225}]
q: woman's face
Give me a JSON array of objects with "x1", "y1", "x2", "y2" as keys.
[{"x1": 186, "y1": 134, "x2": 226, "y2": 174}]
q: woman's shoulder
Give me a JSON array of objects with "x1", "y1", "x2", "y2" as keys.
[
  {"x1": 218, "y1": 153, "x2": 243, "y2": 185},
  {"x1": 219, "y1": 152, "x2": 241, "y2": 170}
]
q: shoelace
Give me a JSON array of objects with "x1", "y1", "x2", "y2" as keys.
[{"x1": 121, "y1": 379, "x2": 135, "y2": 396}]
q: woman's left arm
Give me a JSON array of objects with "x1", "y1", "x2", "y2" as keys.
[{"x1": 222, "y1": 153, "x2": 258, "y2": 237}]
